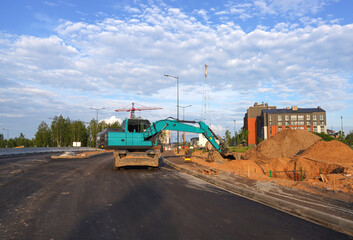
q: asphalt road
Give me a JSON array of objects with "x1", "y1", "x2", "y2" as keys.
[{"x1": 0, "y1": 153, "x2": 351, "y2": 240}]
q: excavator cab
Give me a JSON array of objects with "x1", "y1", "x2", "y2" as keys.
[{"x1": 122, "y1": 119, "x2": 151, "y2": 133}]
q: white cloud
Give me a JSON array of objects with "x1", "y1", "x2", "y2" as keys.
[
  {"x1": 100, "y1": 116, "x2": 122, "y2": 125},
  {"x1": 0, "y1": 4, "x2": 352, "y2": 138}
]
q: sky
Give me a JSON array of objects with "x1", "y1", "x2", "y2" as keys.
[{"x1": 0, "y1": 0, "x2": 353, "y2": 140}]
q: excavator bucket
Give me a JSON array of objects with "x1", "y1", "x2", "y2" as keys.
[{"x1": 114, "y1": 150, "x2": 160, "y2": 170}]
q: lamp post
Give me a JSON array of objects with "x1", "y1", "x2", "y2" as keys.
[
  {"x1": 341, "y1": 116, "x2": 343, "y2": 139},
  {"x1": 2, "y1": 128, "x2": 9, "y2": 140},
  {"x1": 233, "y1": 120, "x2": 237, "y2": 146},
  {"x1": 179, "y1": 105, "x2": 192, "y2": 146},
  {"x1": 164, "y1": 74, "x2": 180, "y2": 153},
  {"x1": 90, "y1": 107, "x2": 105, "y2": 149}
]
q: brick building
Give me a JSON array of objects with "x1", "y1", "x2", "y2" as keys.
[
  {"x1": 244, "y1": 103, "x2": 327, "y2": 146},
  {"x1": 243, "y1": 102, "x2": 276, "y2": 145}
]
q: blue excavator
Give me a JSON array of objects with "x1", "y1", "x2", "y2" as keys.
[{"x1": 98, "y1": 117, "x2": 233, "y2": 169}]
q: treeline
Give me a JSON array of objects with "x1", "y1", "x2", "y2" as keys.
[
  {"x1": 224, "y1": 128, "x2": 249, "y2": 146},
  {"x1": 0, "y1": 115, "x2": 121, "y2": 148}
]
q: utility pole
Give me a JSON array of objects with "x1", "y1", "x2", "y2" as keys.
[
  {"x1": 179, "y1": 105, "x2": 192, "y2": 146},
  {"x1": 341, "y1": 116, "x2": 343, "y2": 139},
  {"x1": 2, "y1": 128, "x2": 9, "y2": 140},
  {"x1": 204, "y1": 64, "x2": 207, "y2": 124},
  {"x1": 90, "y1": 107, "x2": 105, "y2": 148},
  {"x1": 233, "y1": 120, "x2": 237, "y2": 146},
  {"x1": 164, "y1": 74, "x2": 180, "y2": 153}
]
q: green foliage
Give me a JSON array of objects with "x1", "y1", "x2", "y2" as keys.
[
  {"x1": 313, "y1": 132, "x2": 335, "y2": 141},
  {"x1": 345, "y1": 131, "x2": 353, "y2": 147},
  {"x1": 337, "y1": 131, "x2": 345, "y2": 142},
  {"x1": 224, "y1": 130, "x2": 235, "y2": 146},
  {"x1": 228, "y1": 146, "x2": 254, "y2": 153},
  {"x1": 34, "y1": 121, "x2": 52, "y2": 147},
  {"x1": 0, "y1": 133, "x2": 33, "y2": 148},
  {"x1": 236, "y1": 128, "x2": 249, "y2": 146}
]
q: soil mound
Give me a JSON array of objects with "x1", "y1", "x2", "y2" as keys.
[
  {"x1": 242, "y1": 129, "x2": 321, "y2": 160},
  {"x1": 299, "y1": 140, "x2": 353, "y2": 164}
]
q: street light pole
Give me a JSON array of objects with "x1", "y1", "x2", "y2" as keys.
[
  {"x1": 233, "y1": 120, "x2": 237, "y2": 146},
  {"x1": 90, "y1": 107, "x2": 105, "y2": 148},
  {"x1": 164, "y1": 74, "x2": 180, "y2": 153},
  {"x1": 179, "y1": 105, "x2": 192, "y2": 146},
  {"x1": 2, "y1": 128, "x2": 9, "y2": 140},
  {"x1": 341, "y1": 116, "x2": 343, "y2": 139}
]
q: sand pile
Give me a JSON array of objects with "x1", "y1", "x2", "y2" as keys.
[
  {"x1": 299, "y1": 140, "x2": 353, "y2": 164},
  {"x1": 242, "y1": 129, "x2": 321, "y2": 160}
]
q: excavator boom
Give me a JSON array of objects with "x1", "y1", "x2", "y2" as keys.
[{"x1": 143, "y1": 118, "x2": 230, "y2": 156}]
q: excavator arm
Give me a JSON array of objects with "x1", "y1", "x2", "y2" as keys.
[{"x1": 143, "y1": 118, "x2": 230, "y2": 156}]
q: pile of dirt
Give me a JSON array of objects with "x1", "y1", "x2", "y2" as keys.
[
  {"x1": 299, "y1": 140, "x2": 353, "y2": 164},
  {"x1": 179, "y1": 129, "x2": 353, "y2": 198},
  {"x1": 242, "y1": 129, "x2": 321, "y2": 160}
]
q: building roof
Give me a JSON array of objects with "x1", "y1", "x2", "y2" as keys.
[{"x1": 262, "y1": 108, "x2": 325, "y2": 114}]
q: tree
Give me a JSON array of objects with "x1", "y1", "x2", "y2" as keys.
[
  {"x1": 71, "y1": 120, "x2": 89, "y2": 146},
  {"x1": 34, "y1": 121, "x2": 52, "y2": 147},
  {"x1": 345, "y1": 131, "x2": 353, "y2": 147},
  {"x1": 338, "y1": 131, "x2": 345, "y2": 142},
  {"x1": 50, "y1": 115, "x2": 71, "y2": 147},
  {"x1": 236, "y1": 128, "x2": 249, "y2": 146},
  {"x1": 110, "y1": 121, "x2": 122, "y2": 129},
  {"x1": 87, "y1": 119, "x2": 98, "y2": 147},
  {"x1": 224, "y1": 130, "x2": 235, "y2": 146}
]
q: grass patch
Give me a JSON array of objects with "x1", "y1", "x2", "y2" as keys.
[{"x1": 228, "y1": 146, "x2": 254, "y2": 153}]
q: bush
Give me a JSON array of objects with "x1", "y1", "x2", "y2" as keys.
[{"x1": 313, "y1": 132, "x2": 335, "y2": 141}]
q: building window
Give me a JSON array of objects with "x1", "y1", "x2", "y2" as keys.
[
  {"x1": 298, "y1": 121, "x2": 304, "y2": 125},
  {"x1": 269, "y1": 115, "x2": 272, "y2": 121},
  {"x1": 298, "y1": 127, "x2": 304, "y2": 130},
  {"x1": 298, "y1": 115, "x2": 304, "y2": 120},
  {"x1": 278, "y1": 122, "x2": 282, "y2": 126},
  {"x1": 320, "y1": 115, "x2": 324, "y2": 120},
  {"x1": 291, "y1": 115, "x2": 297, "y2": 120},
  {"x1": 313, "y1": 122, "x2": 317, "y2": 126},
  {"x1": 285, "y1": 115, "x2": 289, "y2": 121},
  {"x1": 278, "y1": 127, "x2": 282, "y2": 132},
  {"x1": 278, "y1": 115, "x2": 282, "y2": 121},
  {"x1": 292, "y1": 127, "x2": 297, "y2": 130},
  {"x1": 320, "y1": 121, "x2": 324, "y2": 125},
  {"x1": 321, "y1": 126, "x2": 325, "y2": 133},
  {"x1": 307, "y1": 127, "x2": 311, "y2": 132},
  {"x1": 292, "y1": 121, "x2": 298, "y2": 126},
  {"x1": 306, "y1": 115, "x2": 310, "y2": 120},
  {"x1": 307, "y1": 122, "x2": 311, "y2": 125},
  {"x1": 313, "y1": 126, "x2": 318, "y2": 132},
  {"x1": 313, "y1": 115, "x2": 317, "y2": 121},
  {"x1": 286, "y1": 126, "x2": 289, "y2": 129},
  {"x1": 285, "y1": 121, "x2": 289, "y2": 126}
]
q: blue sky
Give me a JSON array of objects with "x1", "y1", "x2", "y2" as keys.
[{"x1": 0, "y1": 0, "x2": 353, "y2": 140}]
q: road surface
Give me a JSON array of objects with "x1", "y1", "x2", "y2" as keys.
[{"x1": 0, "y1": 152, "x2": 351, "y2": 240}]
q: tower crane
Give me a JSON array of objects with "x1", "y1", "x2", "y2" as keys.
[{"x1": 115, "y1": 102, "x2": 162, "y2": 119}]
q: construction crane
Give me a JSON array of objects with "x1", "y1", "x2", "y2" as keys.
[{"x1": 115, "y1": 102, "x2": 162, "y2": 119}]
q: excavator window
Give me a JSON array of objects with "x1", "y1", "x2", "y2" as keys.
[{"x1": 127, "y1": 119, "x2": 151, "y2": 133}]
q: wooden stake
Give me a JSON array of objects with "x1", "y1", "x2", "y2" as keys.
[{"x1": 333, "y1": 175, "x2": 336, "y2": 191}]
